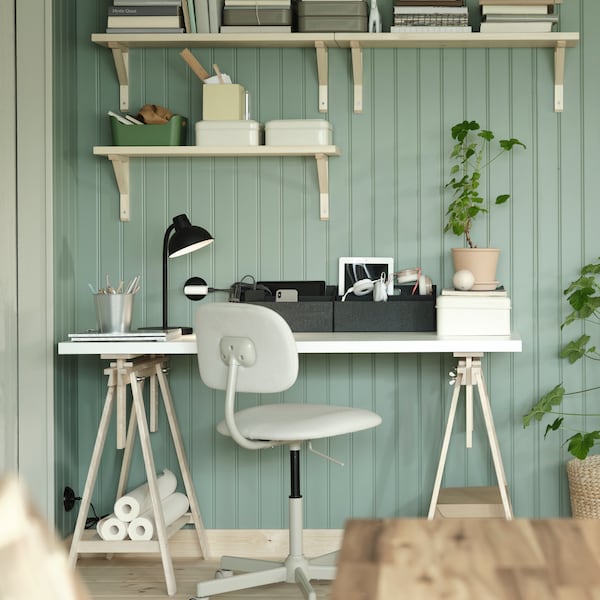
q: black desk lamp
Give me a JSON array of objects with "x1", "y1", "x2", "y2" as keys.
[{"x1": 145, "y1": 214, "x2": 214, "y2": 334}]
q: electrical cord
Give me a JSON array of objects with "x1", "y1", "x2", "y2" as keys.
[
  {"x1": 228, "y1": 275, "x2": 272, "y2": 302},
  {"x1": 84, "y1": 502, "x2": 109, "y2": 529}
]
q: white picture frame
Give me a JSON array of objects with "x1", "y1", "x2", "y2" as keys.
[{"x1": 338, "y1": 257, "x2": 394, "y2": 296}]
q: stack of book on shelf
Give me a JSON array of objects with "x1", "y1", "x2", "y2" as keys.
[
  {"x1": 479, "y1": 0, "x2": 560, "y2": 33},
  {"x1": 220, "y1": 0, "x2": 293, "y2": 33},
  {"x1": 297, "y1": 0, "x2": 368, "y2": 33},
  {"x1": 106, "y1": 0, "x2": 186, "y2": 33},
  {"x1": 391, "y1": 0, "x2": 471, "y2": 33}
]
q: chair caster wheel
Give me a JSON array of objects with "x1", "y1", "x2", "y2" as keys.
[{"x1": 215, "y1": 569, "x2": 233, "y2": 578}]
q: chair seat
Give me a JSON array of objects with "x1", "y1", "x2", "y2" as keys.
[{"x1": 217, "y1": 403, "x2": 382, "y2": 443}]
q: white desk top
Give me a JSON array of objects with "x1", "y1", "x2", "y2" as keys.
[{"x1": 58, "y1": 331, "x2": 522, "y2": 356}]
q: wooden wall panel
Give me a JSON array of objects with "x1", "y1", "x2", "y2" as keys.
[{"x1": 55, "y1": 0, "x2": 598, "y2": 530}]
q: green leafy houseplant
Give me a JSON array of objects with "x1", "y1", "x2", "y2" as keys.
[
  {"x1": 445, "y1": 120, "x2": 526, "y2": 248},
  {"x1": 523, "y1": 258, "x2": 600, "y2": 459}
]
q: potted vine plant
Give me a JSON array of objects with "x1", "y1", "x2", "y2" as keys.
[
  {"x1": 523, "y1": 258, "x2": 600, "y2": 517},
  {"x1": 445, "y1": 120, "x2": 526, "y2": 290}
]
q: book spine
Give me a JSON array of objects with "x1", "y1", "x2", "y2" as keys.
[
  {"x1": 107, "y1": 15, "x2": 183, "y2": 27},
  {"x1": 479, "y1": 0, "x2": 560, "y2": 5},
  {"x1": 105, "y1": 27, "x2": 186, "y2": 32},
  {"x1": 390, "y1": 25, "x2": 471, "y2": 32},
  {"x1": 113, "y1": 0, "x2": 182, "y2": 4},
  {"x1": 187, "y1": 0, "x2": 197, "y2": 32},
  {"x1": 108, "y1": 6, "x2": 181, "y2": 15}
]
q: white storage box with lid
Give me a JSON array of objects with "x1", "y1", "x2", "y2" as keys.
[
  {"x1": 195, "y1": 120, "x2": 263, "y2": 147},
  {"x1": 265, "y1": 119, "x2": 333, "y2": 146},
  {"x1": 436, "y1": 292, "x2": 511, "y2": 336}
]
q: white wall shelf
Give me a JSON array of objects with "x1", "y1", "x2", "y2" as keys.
[
  {"x1": 93, "y1": 145, "x2": 341, "y2": 221},
  {"x1": 92, "y1": 32, "x2": 579, "y2": 113},
  {"x1": 92, "y1": 33, "x2": 336, "y2": 113}
]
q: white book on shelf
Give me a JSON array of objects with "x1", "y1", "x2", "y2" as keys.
[
  {"x1": 113, "y1": 0, "x2": 182, "y2": 4},
  {"x1": 484, "y1": 13, "x2": 558, "y2": 22},
  {"x1": 224, "y1": 0, "x2": 290, "y2": 5},
  {"x1": 390, "y1": 25, "x2": 472, "y2": 32},
  {"x1": 479, "y1": 20, "x2": 553, "y2": 32},
  {"x1": 441, "y1": 288, "x2": 508, "y2": 297},
  {"x1": 194, "y1": 0, "x2": 211, "y2": 32},
  {"x1": 105, "y1": 27, "x2": 186, "y2": 32},
  {"x1": 208, "y1": 0, "x2": 225, "y2": 32},
  {"x1": 393, "y1": 6, "x2": 468, "y2": 13},
  {"x1": 107, "y1": 15, "x2": 183, "y2": 27},
  {"x1": 481, "y1": 5, "x2": 550, "y2": 14},
  {"x1": 219, "y1": 24, "x2": 292, "y2": 31},
  {"x1": 479, "y1": 0, "x2": 560, "y2": 5}
]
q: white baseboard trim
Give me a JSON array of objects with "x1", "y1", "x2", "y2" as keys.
[{"x1": 75, "y1": 528, "x2": 344, "y2": 560}]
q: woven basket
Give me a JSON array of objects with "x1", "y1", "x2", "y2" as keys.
[{"x1": 567, "y1": 455, "x2": 600, "y2": 518}]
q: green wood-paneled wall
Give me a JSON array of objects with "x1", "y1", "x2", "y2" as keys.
[{"x1": 53, "y1": 0, "x2": 600, "y2": 531}]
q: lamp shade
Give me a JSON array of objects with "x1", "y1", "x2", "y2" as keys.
[{"x1": 168, "y1": 214, "x2": 214, "y2": 258}]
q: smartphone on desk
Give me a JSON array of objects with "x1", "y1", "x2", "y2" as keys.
[{"x1": 275, "y1": 289, "x2": 298, "y2": 302}]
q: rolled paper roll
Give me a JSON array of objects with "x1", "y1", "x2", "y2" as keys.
[
  {"x1": 96, "y1": 514, "x2": 127, "y2": 541},
  {"x1": 114, "y1": 468, "x2": 177, "y2": 522},
  {"x1": 127, "y1": 492, "x2": 190, "y2": 541}
]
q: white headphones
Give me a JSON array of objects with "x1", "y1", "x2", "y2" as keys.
[
  {"x1": 394, "y1": 268, "x2": 433, "y2": 296},
  {"x1": 341, "y1": 278, "x2": 374, "y2": 301}
]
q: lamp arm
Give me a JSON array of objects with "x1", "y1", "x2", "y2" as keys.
[{"x1": 162, "y1": 223, "x2": 175, "y2": 330}]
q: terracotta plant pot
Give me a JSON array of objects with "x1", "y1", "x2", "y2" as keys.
[{"x1": 451, "y1": 248, "x2": 500, "y2": 291}]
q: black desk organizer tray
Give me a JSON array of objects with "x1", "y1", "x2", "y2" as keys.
[
  {"x1": 333, "y1": 285, "x2": 437, "y2": 332},
  {"x1": 244, "y1": 285, "x2": 336, "y2": 332},
  {"x1": 243, "y1": 284, "x2": 436, "y2": 333}
]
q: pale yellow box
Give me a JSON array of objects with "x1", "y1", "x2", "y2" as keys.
[{"x1": 202, "y1": 84, "x2": 245, "y2": 121}]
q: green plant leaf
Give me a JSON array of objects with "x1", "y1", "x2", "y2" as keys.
[
  {"x1": 543, "y1": 417, "x2": 564, "y2": 438},
  {"x1": 523, "y1": 384, "x2": 565, "y2": 427},
  {"x1": 479, "y1": 129, "x2": 494, "y2": 141},
  {"x1": 567, "y1": 431, "x2": 600, "y2": 460},
  {"x1": 495, "y1": 194, "x2": 510, "y2": 205},
  {"x1": 499, "y1": 138, "x2": 526, "y2": 151},
  {"x1": 560, "y1": 335, "x2": 591, "y2": 363}
]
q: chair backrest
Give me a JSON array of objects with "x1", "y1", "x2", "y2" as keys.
[{"x1": 194, "y1": 302, "x2": 299, "y2": 394}]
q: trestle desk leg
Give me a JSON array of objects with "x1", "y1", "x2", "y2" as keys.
[
  {"x1": 68, "y1": 372, "x2": 117, "y2": 566},
  {"x1": 427, "y1": 369, "x2": 463, "y2": 520},
  {"x1": 129, "y1": 369, "x2": 177, "y2": 595},
  {"x1": 473, "y1": 364, "x2": 513, "y2": 520},
  {"x1": 156, "y1": 364, "x2": 209, "y2": 559}
]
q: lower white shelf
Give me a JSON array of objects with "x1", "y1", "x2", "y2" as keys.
[
  {"x1": 77, "y1": 514, "x2": 191, "y2": 554},
  {"x1": 93, "y1": 144, "x2": 341, "y2": 222}
]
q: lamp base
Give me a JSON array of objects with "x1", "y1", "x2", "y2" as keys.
[{"x1": 138, "y1": 326, "x2": 193, "y2": 335}]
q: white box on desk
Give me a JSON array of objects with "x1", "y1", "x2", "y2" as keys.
[
  {"x1": 436, "y1": 292, "x2": 511, "y2": 336},
  {"x1": 195, "y1": 120, "x2": 263, "y2": 146},
  {"x1": 265, "y1": 119, "x2": 332, "y2": 146}
]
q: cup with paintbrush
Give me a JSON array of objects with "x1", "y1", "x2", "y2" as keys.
[{"x1": 91, "y1": 275, "x2": 140, "y2": 333}]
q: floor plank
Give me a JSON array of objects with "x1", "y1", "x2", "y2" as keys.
[{"x1": 76, "y1": 556, "x2": 332, "y2": 599}]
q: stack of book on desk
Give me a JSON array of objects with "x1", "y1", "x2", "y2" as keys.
[
  {"x1": 106, "y1": 0, "x2": 186, "y2": 33},
  {"x1": 479, "y1": 0, "x2": 560, "y2": 33},
  {"x1": 220, "y1": 0, "x2": 293, "y2": 33},
  {"x1": 68, "y1": 329, "x2": 183, "y2": 342},
  {"x1": 390, "y1": 0, "x2": 471, "y2": 33}
]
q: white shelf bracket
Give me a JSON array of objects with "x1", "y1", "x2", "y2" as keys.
[
  {"x1": 108, "y1": 154, "x2": 131, "y2": 221},
  {"x1": 315, "y1": 41, "x2": 328, "y2": 113},
  {"x1": 315, "y1": 153, "x2": 329, "y2": 220},
  {"x1": 110, "y1": 45, "x2": 130, "y2": 112},
  {"x1": 554, "y1": 40, "x2": 566, "y2": 112},
  {"x1": 350, "y1": 41, "x2": 363, "y2": 114}
]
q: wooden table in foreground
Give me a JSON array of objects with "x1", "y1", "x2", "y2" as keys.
[{"x1": 332, "y1": 518, "x2": 600, "y2": 599}]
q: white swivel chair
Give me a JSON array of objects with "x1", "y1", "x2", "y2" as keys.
[{"x1": 193, "y1": 302, "x2": 382, "y2": 600}]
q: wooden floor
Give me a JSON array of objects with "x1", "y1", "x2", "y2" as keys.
[{"x1": 76, "y1": 556, "x2": 332, "y2": 600}]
